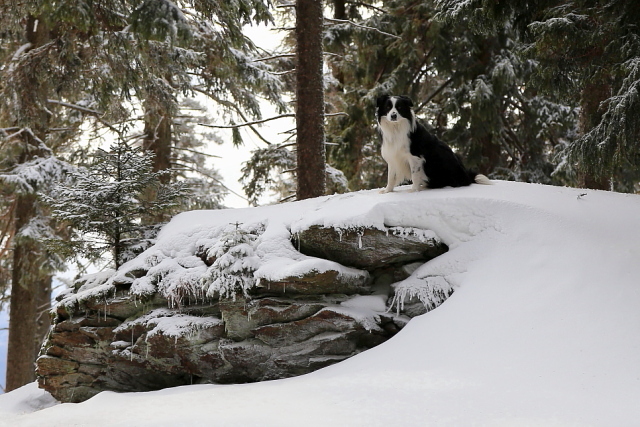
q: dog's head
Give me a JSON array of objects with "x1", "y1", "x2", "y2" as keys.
[{"x1": 376, "y1": 95, "x2": 415, "y2": 129}]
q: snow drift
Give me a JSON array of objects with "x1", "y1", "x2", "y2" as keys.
[{"x1": 1, "y1": 181, "x2": 639, "y2": 426}]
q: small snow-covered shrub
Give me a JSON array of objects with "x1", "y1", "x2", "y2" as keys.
[{"x1": 201, "y1": 222, "x2": 264, "y2": 299}]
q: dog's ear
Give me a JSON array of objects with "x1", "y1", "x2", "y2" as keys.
[
  {"x1": 399, "y1": 95, "x2": 414, "y2": 108},
  {"x1": 376, "y1": 94, "x2": 389, "y2": 110}
]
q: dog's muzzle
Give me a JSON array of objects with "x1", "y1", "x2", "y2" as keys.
[{"x1": 390, "y1": 112, "x2": 398, "y2": 121}]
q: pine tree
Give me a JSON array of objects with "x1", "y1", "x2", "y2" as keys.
[{"x1": 44, "y1": 140, "x2": 186, "y2": 270}]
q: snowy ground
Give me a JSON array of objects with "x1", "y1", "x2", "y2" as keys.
[{"x1": 1, "y1": 181, "x2": 639, "y2": 426}]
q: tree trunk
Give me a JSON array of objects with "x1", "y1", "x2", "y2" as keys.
[
  {"x1": 143, "y1": 110, "x2": 172, "y2": 184},
  {"x1": 296, "y1": 0, "x2": 326, "y2": 200},
  {"x1": 578, "y1": 81, "x2": 610, "y2": 190},
  {"x1": 6, "y1": 194, "x2": 39, "y2": 391},
  {"x1": 333, "y1": 0, "x2": 346, "y2": 20},
  {"x1": 142, "y1": 102, "x2": 173, "y2": 224}
]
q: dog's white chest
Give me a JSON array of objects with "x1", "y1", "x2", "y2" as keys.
[{"x1": 380, "y1": 120, "x2": 413, "y2": 181}]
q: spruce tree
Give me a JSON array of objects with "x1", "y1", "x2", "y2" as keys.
[{"x1": 44, "y1": 140, "x2": 185, "y2": 270}]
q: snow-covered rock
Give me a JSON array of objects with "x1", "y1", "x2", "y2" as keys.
[{"x1": 36, "y1": 194, "x2": 450, "y2": 402}]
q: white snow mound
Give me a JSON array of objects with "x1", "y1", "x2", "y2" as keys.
[{"x1": 1, "y1": 181, "x2": 639, "y2": 426}]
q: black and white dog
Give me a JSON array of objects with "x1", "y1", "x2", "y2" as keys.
[{"x1": 376, "y1": 95, "x2": 490, "y2": 193}]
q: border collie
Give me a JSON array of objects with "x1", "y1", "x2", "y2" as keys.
[{"x1": 376, "y1": 95, "x2": 491, "y2": 193}]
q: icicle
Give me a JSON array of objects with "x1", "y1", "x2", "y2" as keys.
[{"x1": 358, "y1": 233, "x2": 363, "y2": 249}]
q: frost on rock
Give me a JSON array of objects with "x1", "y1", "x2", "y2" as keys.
[
  {"x1": 114, "y1": 308, "x2": 223, "y2": 340},
  {"x1": 390, "y1": 275, "x2": 455, "y2": 316},
  {"x1": 389, "y1": 226, "x2": 439, "y2": 242}
]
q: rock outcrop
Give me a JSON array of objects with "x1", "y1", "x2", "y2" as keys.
[{"x1": 37, "y1": 224, "x2": 449, "y2": 403}]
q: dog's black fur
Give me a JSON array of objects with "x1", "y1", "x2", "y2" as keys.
[{"x1": 376, "y1": 95, "x2": 488, "y2": 192}]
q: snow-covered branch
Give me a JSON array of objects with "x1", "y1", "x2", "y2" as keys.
[{"x1": 47, "y1": 99, "x2": 123, "y2": 136}]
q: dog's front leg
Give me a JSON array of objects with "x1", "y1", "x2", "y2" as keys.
[
  {"x1": 380, "y1": 165, "x2": 397, "y2": 193},
  {"x1": 409, "y1": 156, "x2": 428, "y2": 192}
]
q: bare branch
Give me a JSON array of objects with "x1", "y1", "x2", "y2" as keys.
[
  {"x1": 172, "y1": 163, "x2": 249, "y2": 202},
  {"x1": 415, "y1": 78, "x2": 454, "y2": 114},
  {"x1": 278, "y1": 193, "x2": 297, "y2": 203},
  {"x1": 253, "y1": 53, "x2": 295, "y2": 62},
  {"x1": 199, "y1": 114, "x2": 296, "y2": 129},
  {"x1": 174, "y1": 146, "x2": 222, "y2": 158},
  {"x1": 253, "y1": 52, "x2": 341, "y2": 63},
  {"x1": 192, "y1": 87, "x2": 275, "y2": 146},
  {"x1": 325, "y1": 17, "x2": 401, "y2": 39},
  {"x1": 47, "y1": 99, "x2": 101, "y2": 116},
  {"x1": 346, "y1": 1, "x2": 389, "y2": 14},
  {"x1": 268, "y1": 69, "x2": 296, "y2": 76}
]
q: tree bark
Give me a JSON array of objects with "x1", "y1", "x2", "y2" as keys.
[
  {"x1": 296, "y1": 0, "x2": 326, "y2": 200},
  {"x1": 143, "y1": 110, "x2": 172, "y2": 184}
]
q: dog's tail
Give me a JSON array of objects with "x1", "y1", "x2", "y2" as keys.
[
  {"x1": 469, "y1": 171, "x2": 493, "y2": 185},
  {"x1": 474, "y1": 174, "x2": 493, "y2": 185}
]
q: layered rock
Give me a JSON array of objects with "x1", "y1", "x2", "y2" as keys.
[{"x1": 37, "y1": 224, "x2": 449, "y2": 403}]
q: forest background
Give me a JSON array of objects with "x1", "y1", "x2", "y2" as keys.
[{"x1": 1, "y1": 0, "x2": 639, "y2": 393}]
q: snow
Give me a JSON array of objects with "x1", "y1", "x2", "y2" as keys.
[{"x1": 2, "y1": 181, "x2": 640, "y2": 426}]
